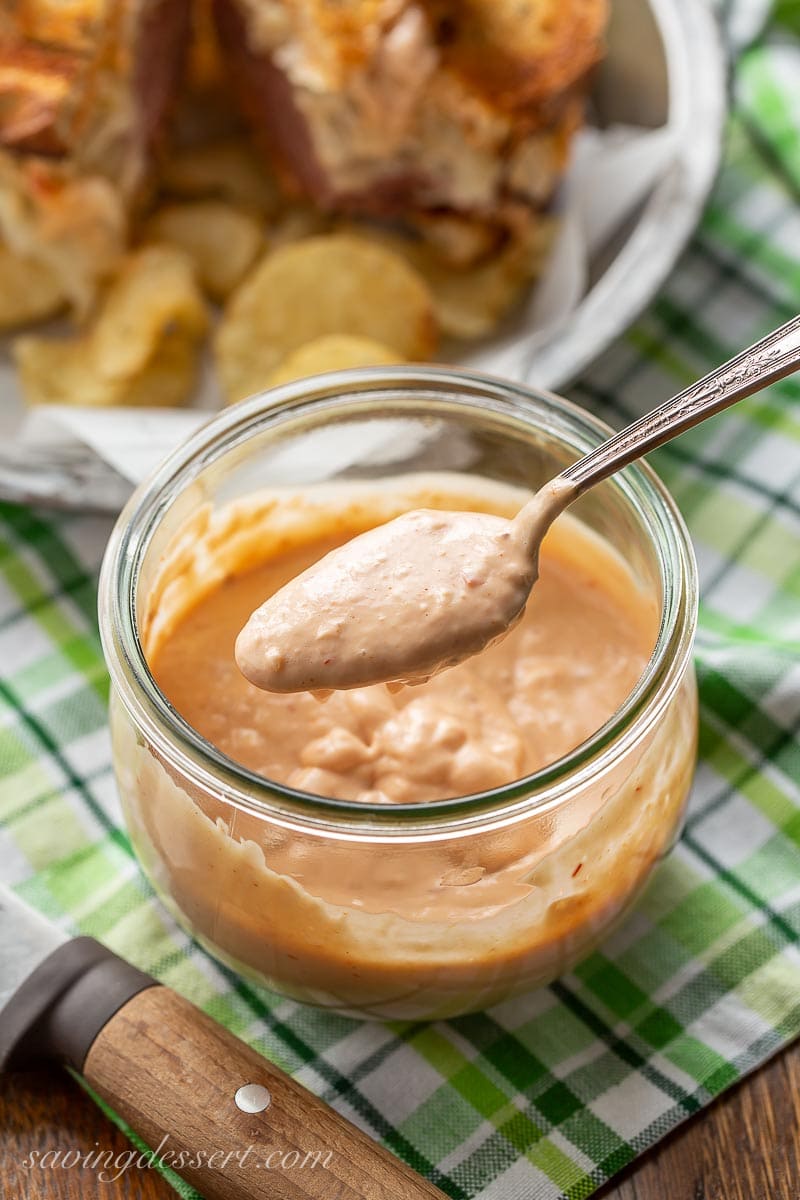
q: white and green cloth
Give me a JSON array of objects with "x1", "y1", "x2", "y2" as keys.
[{"x1": 1, "y1": 4, "x2": 798, "y2": 1198}]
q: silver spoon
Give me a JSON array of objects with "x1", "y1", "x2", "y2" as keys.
[{"x1": 236, "y1": 313, "x2": 800, "y2": 694}]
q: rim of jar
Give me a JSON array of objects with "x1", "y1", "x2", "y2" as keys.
[{"x1": 98, "y1": 366, "x2": 698, "y2": 841}]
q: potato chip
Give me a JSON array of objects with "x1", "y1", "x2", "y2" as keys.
[
  {"x1": 340, "y1": 220, "x2": 554, "y2": 339},
  {"x1": 14, "y1": 327, "x2": 201, "y2": 408},
  {"x1": 215, "y1": 233, "x2": 437, "y2": 403},
  {"x1": 14, "y1": 244, "x2": 208, "y2": 408},
  {"x1": 0, "y1": 244, "x2": 65, "y2": 329},
  {"x1": 143, "y1": 201, "x2": 263, "y2": 300},
  {"x1": 410, "y1": 212, "x2": 501, "y2": 268},
  {"x1": 409, "y1": 232, "x2": 550, "y2": 339},
  {"x1": 14, "y1": 338, "x2": 92, "y2": 407},
  {"x1": 160, "y1": 139, "x2": 279, "y2": 216},
  {"x1": 264, "y1": 335, "x2": 404, "y2": 390},
  {"x1": 90, "y1": 244, "x2": 208, "y2": 379}
]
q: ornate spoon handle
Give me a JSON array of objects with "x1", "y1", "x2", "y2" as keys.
[{"x1": 563, "y1": 312, "x2": 800, "y2": 493}]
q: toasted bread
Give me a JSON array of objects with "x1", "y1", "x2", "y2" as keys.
[
  {"x1": 0, "y1": 150, "x2": 126, "y2": 313},
  {"x1": 0, "y1": 0, "x2": 191, "y2": 189},
  {"x1": 215, "y1": 0, "x2": 607, "y2": 257},
  {"x1": 0, "y1": 41, "x2": 80, "y2": 155},
  {"x1": 0, "y1": 0, "x2": 191, "y2": 310},
  {"x1": 424, "y1": 0, "x2": 608, "y2": 114},
  {"x1": 225, "y1": 0, "x2": 404, "y2": 83}
]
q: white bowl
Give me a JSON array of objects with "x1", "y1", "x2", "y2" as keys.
[{"x1": 0, "y1": 0, "x2": 726, "y2": 510}]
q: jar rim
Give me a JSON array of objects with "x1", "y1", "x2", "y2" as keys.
[{"x1": 98, "y1": 366, "x2": 698, "y2": 835}]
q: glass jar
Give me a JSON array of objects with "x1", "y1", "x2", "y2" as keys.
[{"x1": 98, "y1": 368, "x2": 698, "y2": 1020}]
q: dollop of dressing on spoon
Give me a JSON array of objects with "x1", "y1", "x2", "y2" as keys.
[{"x1": 235, "y1": 477, "x2": 577, "y2": 692}]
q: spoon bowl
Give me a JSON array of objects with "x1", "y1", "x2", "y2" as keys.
[{"x1": 237, "y1": 313, "x2": 800, "y2": 693}]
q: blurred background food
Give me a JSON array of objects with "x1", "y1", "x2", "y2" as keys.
[
  {"x1": 0, "y1": 0, "x2": 191, "y2": 312},
  {"x1": 0, "y1": 0, "x2": 609, "y2": 407},
  {"x1": 212, "y1": 0, "x2": 606, "y2": 260}
]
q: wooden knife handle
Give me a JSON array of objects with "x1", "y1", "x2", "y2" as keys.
[{"x1": 83, "y1": 986, "x2": 445, "y2": 1200}]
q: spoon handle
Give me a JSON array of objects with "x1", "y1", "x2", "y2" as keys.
[{"x1": 563, "y1": 312, "x2": 800, "y2": 493}]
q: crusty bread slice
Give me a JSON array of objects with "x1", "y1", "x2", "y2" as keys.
[
  {"x1": 0, "y1": 1, "x2": 106, "y2": 51},
  {"x1": 424, "y1": 0, "x2": 609, "y2": 116},
  {"x1": 0, "y1": 0, "x2": 191, "y2": 310},
  {"x1": 225, "y1": 0, "x2": 406, "y2": 83},
  {"x1": 0, "y1": 41, "x2": 81, "y2": 155},
  {"x1": 0, "y1": 0, "x2": 191, "y2": 191},
  {"x1": 215, "y1": 0, "x2": 607, "y2": 257},
  {"x1": 0, "y1": 150, "x2": 126, "y2": 313}
]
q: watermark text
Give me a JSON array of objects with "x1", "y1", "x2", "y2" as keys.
[{"x1": 22, "y1": 1137, "x2": 333, "y2": 1184}]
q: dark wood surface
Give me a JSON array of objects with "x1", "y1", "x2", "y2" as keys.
[{"x1": 2, "y1": 1038, "x2": 798, "y2": 1200}]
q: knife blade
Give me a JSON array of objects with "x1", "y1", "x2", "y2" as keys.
[
  {"x1": 0, "y1": 884, "x2": 446, "y2": 1200},
  {"x1": 0, "y1": 883, "x2": 66, "y2": 1012}
]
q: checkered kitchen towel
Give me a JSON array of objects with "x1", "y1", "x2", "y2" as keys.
[{"x1": 1, "y1": 3, "x2": 798, "y2": 1198}]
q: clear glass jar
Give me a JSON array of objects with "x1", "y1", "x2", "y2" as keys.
[{"x1": 99, "y1": 368, "x2": 698, "y2": 1020}]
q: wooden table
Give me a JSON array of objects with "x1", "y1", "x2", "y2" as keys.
[{"x1": 2, "y1": 1041, "x2": 798, "y2": 1200}]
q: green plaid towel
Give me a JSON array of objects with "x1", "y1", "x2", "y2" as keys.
[{"x1": 2, "y1": 3, "x2": 798, "y2": 1198}]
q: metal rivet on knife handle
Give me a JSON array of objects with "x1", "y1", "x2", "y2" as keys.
[{"x1": 235, "y1": 1083, "x2": 272, "y2": 1113}]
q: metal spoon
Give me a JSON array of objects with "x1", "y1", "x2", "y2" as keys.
[
  {"x1": 557, "y1": 311, "x2": 800, "y2": 493},
  {"x1": 236, "y1": 313, "x2": 800, "y2": 694}
]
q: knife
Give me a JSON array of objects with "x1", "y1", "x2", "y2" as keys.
[{"x1": 0, "y1": 884, "x2": 445, "y2": 1200}]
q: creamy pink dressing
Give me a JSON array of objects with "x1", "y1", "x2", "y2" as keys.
[
  {"x1": 153, "y1": 492, "x2": 653, "y2": 804},
  {"x1": 235, "y1": 477, "x2": 576, "y2": 692},
  {"x1": 126, "y1": 479, "x2": 697, "y2": 1017}
]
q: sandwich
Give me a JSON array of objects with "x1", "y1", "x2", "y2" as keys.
[
  {"x1": 213, "y1": 0, "x2": 609, "y2": 263},
  {"x1": 0, "y1": 0, "x2": 191, "y2": 312}
]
